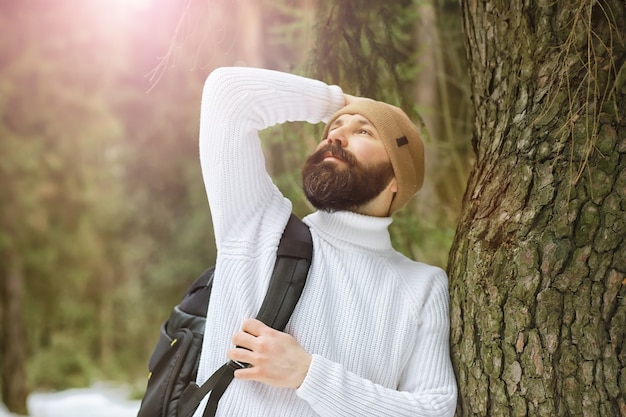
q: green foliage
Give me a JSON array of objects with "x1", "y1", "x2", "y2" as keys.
[
  {"x1": 308, "y1": 0, "x2": 420, "y2": 108},
  {"x1": 28, "y1": 335, "x2": 99, "y2": 390},
  {"x1": 307, "y1": 0, "x2": 468, "y2": 264},
  {"x1": 0, "y1": 0, "x2": 214, "y2": 395},
  {"x1": 390, "y1": 207, "x2": 457, "y2": 268},
  {"x1": 0, "y1": 0, "x2": 470, "y2": 402}
]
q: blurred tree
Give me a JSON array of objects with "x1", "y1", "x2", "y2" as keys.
[
  {"x1": 308, "y1": 0, "x2": 472, "y2": 266},
  {"x1": 413, "y1": 0, "x2": 473, "y2": 223},
  {"x1": 0, "y1": 255, "x2": 27, "y2": 414},
  {"x1": 0, "y1": 0, "x2": 215, "y2": 407},
  {"x1": 448, "y1": 1, "x2": 626, "y2": 415},
  {"x1": 0, "y1": 0, "x2": 474, "y2": 411},
  {"x1": 0, "y1": 0, "x2": 135, "y2": 409},
  {"x1": 0, "y1": 0, "x2": 324, "y2": 401}
]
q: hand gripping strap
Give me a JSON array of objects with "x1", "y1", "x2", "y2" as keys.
[{"x1": 187, "y1": 214, "x2": 312, "y2": 417}]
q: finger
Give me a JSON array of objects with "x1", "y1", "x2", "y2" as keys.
[
  {"x1": 240, "y1": 317, "x2": 269, "y2": 336},
  {"x1": 227, "y1": 347, "x2": 255, "y2": 365},
  {"x1": 233, "y1": 366, "x2": 259, "y2": 381},
  {"x1": 231, "y1": 330, "x2": 257, "y2": 350},
  {"x1": 343, "y1": 93, "x2": 367, "y2": 106}
]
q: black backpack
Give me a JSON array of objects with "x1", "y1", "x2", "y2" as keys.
[{"x1": 137, "y1": 214, "x2": 313, "y2": 417}]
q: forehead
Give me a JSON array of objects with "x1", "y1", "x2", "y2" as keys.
[{"x1": 330, "y1": 113, "x2": 374, "y2": 127}]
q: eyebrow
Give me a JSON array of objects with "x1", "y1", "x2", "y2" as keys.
[{"x1": 329, "y1": 116, "x2": 373, "y2": 129}]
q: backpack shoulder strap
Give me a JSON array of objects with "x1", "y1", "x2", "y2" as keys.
[
  {"x1": 255, "y1": 214, "x2": 312, "y2": 329},
  {"x1": 179, "y1": 214, "x2": 312, "y2": 417}
]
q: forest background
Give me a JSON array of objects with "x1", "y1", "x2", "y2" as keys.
[
  {"x1": 0, "y1": 0, "x2": 471, "y2": 412},
  {"x1": 2, "y1": 0, "x2": 625, "y2": 416}
]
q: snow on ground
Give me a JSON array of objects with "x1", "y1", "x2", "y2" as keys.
[{"x1": 0, "y1": 384, "x2": 140, "y2": 417}]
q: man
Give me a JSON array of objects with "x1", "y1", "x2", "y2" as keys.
[{"x1": 194, "y1": 66, "x2": 457, "y2": 416}]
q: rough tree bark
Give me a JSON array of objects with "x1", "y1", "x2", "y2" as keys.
[{"x1": 448, "y1": 1, "x2": 626, "y2": 416}]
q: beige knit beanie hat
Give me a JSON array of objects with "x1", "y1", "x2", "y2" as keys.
[{"x1": 322, "y1": 99, "x2": 425, "y2": 214}]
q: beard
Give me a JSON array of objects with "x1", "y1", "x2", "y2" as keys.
[{"x1": 301, "y1": 142, "x2": 395, "y2": 212}]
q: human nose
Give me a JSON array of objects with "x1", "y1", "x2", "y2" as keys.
[{"x1": 325, "y1": 126, "x2": 348, "y2": 147}]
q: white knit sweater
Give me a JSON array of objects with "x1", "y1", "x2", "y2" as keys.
[{"x1": 194, "y1": 67, "x2": 457, "y2": 417}]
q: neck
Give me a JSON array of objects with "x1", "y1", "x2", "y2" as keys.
[{"x1": 306, "y1": 210, "x2": 393, "y2": 250}]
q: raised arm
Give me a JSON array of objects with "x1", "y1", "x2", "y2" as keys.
[{"x1": 198, "y1": 67, "x2": 344, "y2": 244}]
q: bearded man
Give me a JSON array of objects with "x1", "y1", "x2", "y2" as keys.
[{"x1": 193, "y1": 67, "x2": 457, "y2": 417}]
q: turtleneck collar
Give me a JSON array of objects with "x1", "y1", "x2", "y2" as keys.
[{"x1": 304, "y1": 210, "x2": 393, "y2": 251}]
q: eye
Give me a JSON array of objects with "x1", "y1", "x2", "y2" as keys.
[
  {"x1": 358, "y1": 128, "x2": 372, "y2": 136},
  {"x1": 325, "y1": 127, "x2": 338, "y2": 138},
  {"x1": 328, "y1": 122, "x2": 342, "y2": 133}
]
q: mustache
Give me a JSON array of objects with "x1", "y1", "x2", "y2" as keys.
[{"x1": 309, "y1": 142, "x2": 358, "y2": 165}]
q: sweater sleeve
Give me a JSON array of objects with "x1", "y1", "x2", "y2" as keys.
[
  {"x1": 296, "y1": 270, "x2": 458, "y2": 417},
  {"x1": 198, "y1": 67, "x2": 344, "y2": 245}
]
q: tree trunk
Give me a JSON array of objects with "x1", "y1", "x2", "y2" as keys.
[
  {"x1": 1, "y1": 252, "x2": 28, "y2": 414},
  {"x1": 449, "y1": 1, "x2": 626, "y2": 416}
]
